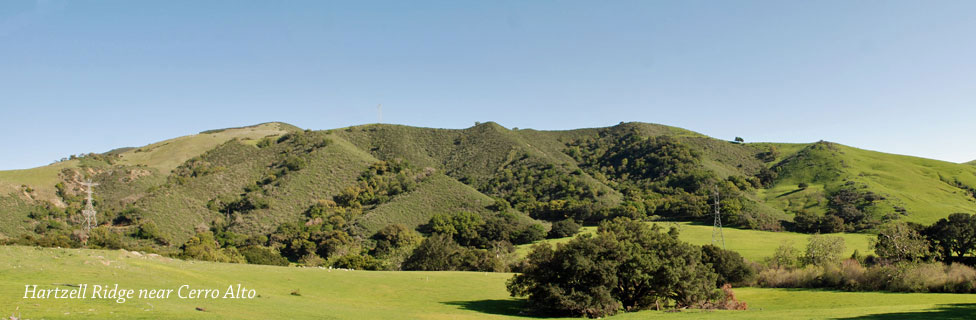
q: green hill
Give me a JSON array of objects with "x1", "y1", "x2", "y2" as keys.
[
  {"x1": 758, "y1": 142, "x2": 976, "y2": 226},
  {"x1": 1, "y1": 121, "x2": 974, "y2": 264}
]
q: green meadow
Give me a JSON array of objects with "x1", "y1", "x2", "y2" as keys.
[
  {"x1": 2, "y1": 246, "x2": 975, "y2": 319},
  {"x1": 518, "y1": 222, "x2": 876, "y2": 263}
]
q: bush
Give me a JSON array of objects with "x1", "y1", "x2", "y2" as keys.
[
  {"x1": 756, "y1": 259, "x2": 976, "y2": 293},
  {"x1": 805, "y1": 235, "x2": 845, "y2": 266},
  {"x1": 402, "y1": 234, "x2": 464, "y2": 271},
  {"x1": 88, "y1": 226, "x2": 125, "y2": 249},
  {"x1": 767, "y1": 241, "x2": 801, "y2": 269},
  {"x1": 547, "y1": 219, "x2": 581, "y2": 239},
  {"x1": 333, "y1": 254, "x2": 383, "y2": 270},
  {"x1": 134, "y1": 221, "x2": 168, "y2": 245},
  {"x1": 240, "y1": 246, "x2": 289, "y2": 266},
  {"x1": 180, "y1": 232, "x2": 246, "y2": 263},
  {"x1": 702, "y1": 245, "x2": 756, "y2": 286}
]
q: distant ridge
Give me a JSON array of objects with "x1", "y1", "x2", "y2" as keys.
[{"x1": 1, "y1": 120, "x2": 974, "y2": 245}]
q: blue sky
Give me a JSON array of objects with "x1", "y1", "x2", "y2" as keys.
[{"x1": 2, "y1": 0, "x2": 975, "y2": 170}]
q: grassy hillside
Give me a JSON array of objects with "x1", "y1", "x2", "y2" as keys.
[
  {"x1": 0, "y1": 122, "x2": 294, "y2": 207},
  {"x1": 759, "y1": 142, "x2": 976, "y2": 225},
  {"x1": 334, "y1": 122, "x2": 622, "y2": 207},
  {"x1": 1, "y1": 121, "x2": 974, "y2": 261},
  {"x1": 115, "y1": 122, "x2": 297, "y2": 173},
  {"x1": 517, "y1": 222, "x2": 875, "y2": 263},
  {"x1": 356, "y1": 174, "x2": 502, "y2": 235},
  {"x1": 2, "y1": 245, "x2": 975, "y2": 319}
]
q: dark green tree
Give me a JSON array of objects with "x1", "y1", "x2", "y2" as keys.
[
  {"x1": 402, "y1": 233, "x2": 464, "y2": 271},
  {"x1": 701, "y1": 244, "x2": 755, "y2": 286},
  {"x1": 506, "y1": 218, "x2": 719, "y2": 318},
  {"x1": 547, "y1": 218, "x2": 582, "y2": 239},
  {"x1": 925, "y1": 213, "x2": 976, "y2": 262}
]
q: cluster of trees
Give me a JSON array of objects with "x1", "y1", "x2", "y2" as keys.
[
  {"x1": 188, "y1": 160, "x2": 439, "y2": 269},
  {"x1": 793, "y1": 183, "x2": 888, "y2": 233},
  {"x1": 479, "y1": 154, "x2": 602, "y2": 222},
  {"x1": 401, "y1": 233, "x2": 504, "y2": 272},
  {"x1": 172, "y1": 157, "x2": 227, "y2": 179},
  {"x1": 757, "y1": 230, "x2": 976, "y2": 293},
  {"x1": 755, "y1": 214, "x2": 976, "y2": 293},
  {"x1": 335, "y1": 159, "x2": 434, "y2": 208},
  {"x1": 507, "y1": 218, "x2": 750, "y2": 318},
  {"x1": 399, "y1": 211, "x2": 550, "y2": 272},
  {"x1": 564, "y1": 129, "x2": 776, "y2": 230},
  {"x1": 876, "y1": 213, "x2": 976, "y2": 264},
  {"x1": 421, "y1": 211, "x2": 545, "y2": 248}
]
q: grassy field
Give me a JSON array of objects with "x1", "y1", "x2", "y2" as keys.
[
  {"x1": 517, "y1": 222, "x2": 876, "y2": 263},
  {"x1": 1, "y1": 246, "x2": 974, "y2": 319}
]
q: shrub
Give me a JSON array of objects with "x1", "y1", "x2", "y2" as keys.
[
  {"x1": 547, "y1": 219, "x2": 581, "y2": 239},
  {"x1": 767, "y1": 241, "x2": 801, "y2": 269},
  {"x1": 402, "y1": 233, "x2": 464, "y2": 271},
  {"x1": 180, "y1": 232, "x2": 246, "y2": 263},
  {"x1": 702, "y1": 244, "x2": 756, "y2": 286},
  {"x1": 88, "y1": 226, "x2": 125, "y2": 249},
  {"x1": 805, "y1": 234, "x2": 845, "y2": 266},
  {"x1": 333, "y1": 254, "x2": 383, "y2": 270},
  {"x1": 240, "y1": 246, "x2": 289, "y2": 266}
]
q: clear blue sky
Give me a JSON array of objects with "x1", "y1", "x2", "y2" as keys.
[{"x1": 2, "y1": 0, "x2": 975, "y2": 170}]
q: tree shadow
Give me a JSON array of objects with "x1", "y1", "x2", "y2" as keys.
[
  {"x1": 776, "y1": 188, "x2": 804, "y2": 198},
  {"x1": 836, "y1": 303, "x2": 976, "y2": 319},
  {"x1": 442, "y1": 299, "x2": 546, "y2": 318}
]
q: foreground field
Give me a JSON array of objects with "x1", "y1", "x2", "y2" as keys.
[
  {"x1": 1, "y1": 246, "x2": 974, "y2": 319},
  {"x1": 518, "y1": 222, "x2": 876, "y2": 262}
]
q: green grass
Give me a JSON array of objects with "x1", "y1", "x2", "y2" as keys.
[
  {"x1": 0, "y1": 160, "x2": 81, "y2": 204},
  {"x1": 755, "y1": 142, "x2": 976, "y2": 225},
  {"x1": 2, "y1": 245, "x2": 974, "y2": 319},
  {"x1": 517, "y1": 222, "x2": 875, "y2": 263}
]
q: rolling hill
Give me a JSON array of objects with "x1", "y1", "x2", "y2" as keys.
[{"x1": 1, "y1": 121, "x2": 974, "y2": 255}]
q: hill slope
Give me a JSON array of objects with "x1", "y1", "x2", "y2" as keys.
[{"x1": 0, "y1": 121, "x2": 973, "y2": 253}]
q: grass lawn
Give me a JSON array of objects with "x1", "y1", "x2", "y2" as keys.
[
  {"x1": 1, "y1": 246, "x2": 975, "y2": 319},
  {"x1": 517, "y1": 222, "x2": 876, "y2": 263}
]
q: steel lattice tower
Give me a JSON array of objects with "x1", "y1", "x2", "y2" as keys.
[
  {"x1": 712, "y1": 186, "x2": 725, "y2": 248},
  {"x1": 81, "y1": 179, "x2": 99, "y2": 232}
]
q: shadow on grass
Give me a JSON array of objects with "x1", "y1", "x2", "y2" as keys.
[
  {"x1": 442, "y1": 299, "x2": 546, "y2": 318},
  {"x1": 776, "y1": 188, "x2": 804, "y2": 198},
  {"x1": 836, "y1": 303, "x2": 976, "y2": 319}
]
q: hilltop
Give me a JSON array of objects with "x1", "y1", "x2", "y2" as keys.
[{"x1": 0, "y1": 121, "x2": 974, "y2": 265}]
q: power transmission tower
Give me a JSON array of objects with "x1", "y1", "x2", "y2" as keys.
[
  {"x1": 81, "y1": 179, "x2": 99, "y2": 232},
  {"x1": 712, "y1": 186, "x2": 725, "y2": 248},
  {"x1": 377, "y1": 104, "x2": 382, "y2": 123}
]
